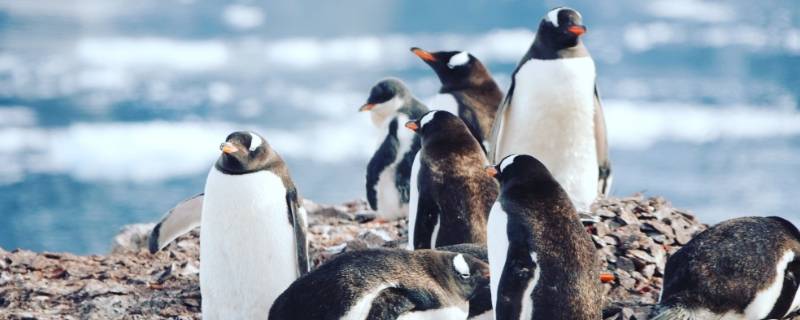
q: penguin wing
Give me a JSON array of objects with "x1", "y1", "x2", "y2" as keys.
[
  {"x1": 148, "y1": 193, "x2": 204, "y2": 254},
  {"x1": 412, "y1": 180, "x2": 441, "y2": 250},
  {"x1": 286, "y1": 188, "x2": 310, "y2": 275},
  {"x1": 593, "y1": 85, "x2": 613, "y2": 197},
  {"x1": 487, "y1": 89, "x2": 513, "y2": 163},
  {"x1": 366, "y1": 120, "x2": 400, "y2": 210},
  {"x1": 366, "y1": 287, "x2": 418, "y2": 319},
  {"x1": 394, "y1": 136, "x2": 420, "y2": 205}
]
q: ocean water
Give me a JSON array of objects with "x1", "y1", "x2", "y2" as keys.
[{"x1": 1, "y1": 0, "x2": 799, "y2": 254}]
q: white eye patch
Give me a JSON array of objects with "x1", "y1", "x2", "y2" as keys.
[
  {"x1": 500, "y1": 154, "x2": 519, "y2": 172},
  {"x1": 453, "y1": 254, "x2": 470, "y2": 276},
  {"x1": 419, "y1": 111, "x2": 438, "y2": 129},
  {"x1": 546, "y1": 7, "x2": 581, "y2": 27},
  {"x1": 447, "y1": 51, "x2": 470, "y2": 69},
  {"x1": 248, "y1": 132, "x2": 262, "y2": 151}
]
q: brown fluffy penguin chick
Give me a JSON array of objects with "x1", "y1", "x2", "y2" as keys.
[
  {"x1": 268, "y1": 248, "x2": 490, "y2": 320},
  {"x1": 405, "y1": 110, "x2": 499, "y2": 250}
]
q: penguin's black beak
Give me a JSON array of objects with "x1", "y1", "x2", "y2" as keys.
[
  {"x1": 485, "y1": 165, "x2": 498, "y2": 177},
  {"x1": 405, "y1": 120, "x2": 419, "y2": 132},
  {"x1": 220, "y1": 142, "x2": 239, "y2": 154},
  {"x1": 410, "y1": 47, "x2": 436, "y2": 62},
  {"x1": 568, "y1": 25, "x2": 586, "y2": 36},
  {"x1": 359, "y1": 103, "x2": 375, "y2": 112}
]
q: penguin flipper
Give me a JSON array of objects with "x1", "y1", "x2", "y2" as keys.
[
  {"x1": 365, "y1": 288, "x2": 417, "y2": 320},
  {"x1": 148, "y1": 193, "x2": 204, "y2": 254},
  {"x1": 593, "y1": 85, "x2": 612, "y2": 197},
  {"x1": 412, "y1": 190, "x2": 440, "y2": 250},
  {"x1": 366, "y1": 120, "x2": 400, "y2": 210},
  {"x1": 487, "y1": 92, "x2": 512, "y2": 163},
  {"x1": 287, "y1": 189, "x2": 310, "y2": 275}
]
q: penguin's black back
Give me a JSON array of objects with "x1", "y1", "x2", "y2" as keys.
[{"x1": 660, "y1": 216, "x2": 800, "y2": 316}]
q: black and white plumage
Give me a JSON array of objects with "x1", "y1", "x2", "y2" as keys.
[
  {"x1": 438, "y1": 243, "x2": 493, "y2": 320},
  {"x1": 486, "y1": 154, "x2": 601, "y2": 320},
  {"x1": 268, "y1": 248, "x2": 490, "y2": 320},
  {"x1": 410, "y1": 47, "x2": 503, "y2": 151},
  {"x1": 405, "y1": 110, "x2": 498, "y2": 250},
  {"x1": 489, "y1": 7, "x2": 612, "y2": 212},
  {"x1": 652, "y1": 216, "x2": 800, "y2": 320},
  {"x1": 200, "y1": 131, "x2": 309, "y2": 319},
  {"x1": 361, "y1": 78, "x2": 429, "y2": 220}
]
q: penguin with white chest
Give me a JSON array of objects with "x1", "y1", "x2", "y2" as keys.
[
  {"x1": 410, "y1": 47, "x2": 503, "y2": 151},
  {"x1": 361, "y1": 78, "x2": 429, "y2": 220},
  {"x1": 486, "y1": 154, "x2": 601, "y2": 320},
  {"x1": 201, "y1": 131, "x2": 309, "y2": 319},
  {"x1": 653, "y1": 216, "x2": 800, "y2": 320},
  {"x1": 489, "y1": 7, "x2": 612, "y2": 212},
  {"x1": 405, "y1": 110, "x2": 498, "y2": 250},
  {"x1": 269, "y1": 248, "x2": 490, "y2": 320}
]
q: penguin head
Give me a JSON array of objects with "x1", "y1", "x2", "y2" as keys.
[
  {"x1": 359, "y1": 78, "x2": 409, "y2": 113},
  {"x1": 410, "y1": 48, "x2": 487, "y2": 88},
  {"x1": 486, "y1": 154, "x2": 559, "y2": 190},
  {"x1": 448, "y1": 253, "x2": 491, "y2": 300},
  {"x1": 216, "y1": 131, "x2": 273, "y2": 174},
  {"x1": 404, "y1": 110, "x2": 463, "y2": 137},
  {"x1": 537, "y1": 7, "x2": 587, "y2": 49}
]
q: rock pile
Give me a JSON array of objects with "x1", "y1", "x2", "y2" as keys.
[{"x1": 0, "y1": 195, "x2": 717, "y2": 319}]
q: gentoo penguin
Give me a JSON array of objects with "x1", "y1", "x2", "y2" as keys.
[
  {"x1": 486, "y1": 154, "x2": 601, "y2": 320},
  {"x1": 269, "y1": 248, "x2": 490, "y2": 320},
  {"x1": 489, "y1": 7, "x2": 612, "y2": 212},
  {"x1": 405, "y1": 110, "x2": 498, "y2": 250},
  {"x1": 410, "y1": 47, "x2": 503, "y2": 150},
  {"x1": 361, "y1": 78, "x2": 429, "y2": 220},
  {"x1": 652, "y1": 216, "x2": 800, "y2": 320},
  {"x1": 438, "y1": 243, "x2": 493, "y2": 320},
  {"x1": 201, "y1": 131, "x2": 309, "y2": 319}
]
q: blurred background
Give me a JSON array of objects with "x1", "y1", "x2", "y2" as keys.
[{"x1": 1, "y1": 0, "x2": 799, "y2": 254}]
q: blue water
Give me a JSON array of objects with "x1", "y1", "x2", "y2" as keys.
[{"x1": 1, "y1": 0, "x2": 799, "y2": 254}]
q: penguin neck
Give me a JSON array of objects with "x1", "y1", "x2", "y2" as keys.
[
  {"x1": 370, "y1": 96, "x2": 408, "y2": 128},
  {"x1": 529, "y1": 36, "x2": 589, "y2": 60}
]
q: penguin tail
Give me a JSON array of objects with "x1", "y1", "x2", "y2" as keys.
[
  {"x1": 148, "y1": 193, "x2": 204, "y2": 254},
  {"x1": 650, "y1": 305, "x2": 694, "y2": 320}
]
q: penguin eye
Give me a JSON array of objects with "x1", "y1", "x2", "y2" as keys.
[{"x1": 459, "y1": 273, "x2": 470, "y2": 280}]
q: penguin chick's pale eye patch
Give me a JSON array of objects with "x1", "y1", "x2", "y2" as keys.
[
  {"x1": 447, "y1": 52, "x2": 470, "y2": 69},
  {"x1": 500, "y1": 155, "x2": 519, "y2": 172},
  {"x1": 419, "y1": 111, "x2": 438, "y2": 129},
  {"x1": 248, "y1": 132, "x2": 262, "y2": 151},
  {"x1": 453, "y1": 254, "x2": 470, "y2": 276},
  {"x1": 546, "y1": 8, "x2": 563, "y2": 27}
]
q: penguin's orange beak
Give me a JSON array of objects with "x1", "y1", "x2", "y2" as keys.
[
  {"x1": 568, "y1": 25, "x2": 586, "y2": 36},
  {"x1": 220, "y1": 142, "x2": 238, "y2": 154},
  {"x1": 359, "y1": 103, "x2": 375, "y2": 112},
  {"x1": 600, "y1": 272, "x2": 615, "y2": 283},
  {"x1": 411, "y1": 47, "x2": 436, "y2": 62},
  {"x1": 485, "y1": 166, "x2": 498, "y2": 177},
  {"x1": 405, "y1": 121, "x2": 419, "y2": 131}
]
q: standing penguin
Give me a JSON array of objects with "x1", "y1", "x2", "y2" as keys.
[
  {"x1": 361, "y1": 78, "x2": 429, "y2": 220},
  {"x1": 269, "y1": 248, "x2": 490, "y2": 320},
  {"x1": 653, "y1": 216, "x2": 800, "y2": 320},
  {"x1": 489, "y1": 7, "x2": 612, "y2": 212},
  {"x1": 486, "y1": 154, "x2": 601, "y2": 320},
  {"x1": 201, "y1": 131, "x2": 309, "y2": 319},
  {"x1": 410, "y1": 47, "x2": 503, "y2": 151},
  {"x1": 405, "y1": 110, "x2": 498, "y2": 250}
]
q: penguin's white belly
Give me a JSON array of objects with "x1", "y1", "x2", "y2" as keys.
[
  {"x1": 499, "y1": 57, "x2": 599, "y2": 211},
  {"x1": 487, "y1": 202, "x2": 509, "y2": 311},
  {"x1": 469, "y1": 310, "x2": 494, "y2": 320},
  {"x1": 407, "y1": 152, "x2": 422, "y2": 250},
  {"x1": 396, "y1": 303, "x2": 469, "y2": 320},
  {"x1": 200, "y1": 167, "x2": 297, "y2": 320},
  {"x1": 376, "y1": 165, "x2": 406, "y2": 220}
]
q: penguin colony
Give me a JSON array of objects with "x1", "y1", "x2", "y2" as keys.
[{"x1": 146, "y1": 6, "x2": 800, "y2": 320}]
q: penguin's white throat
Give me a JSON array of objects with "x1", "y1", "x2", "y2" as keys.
[{"x1": 370, "y1": 96, "x2": 405, "y2": 128}]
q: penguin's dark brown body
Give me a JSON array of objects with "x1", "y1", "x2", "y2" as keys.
[{"x1": 406, "y1": 110, "x2": 499, "y2": 250}]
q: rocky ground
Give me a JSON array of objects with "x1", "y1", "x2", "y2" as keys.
[{"x1": 0, "y1": 195, "x2": 717, "y2": 319}]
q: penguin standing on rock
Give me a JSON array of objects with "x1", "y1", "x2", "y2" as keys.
[
  {"x1": 361, "y1": 78, "x2": 429, "y2": 220},
  {"x1": 489, "y1": 7, "x2": 612, "y2": 212},
  {"x1": 410, "y1": 47, "x2": 503, "y2": 151},
  {"x1": 486, "y1": 154, "x2": 601, "y2": 320},
  {"x1": 405, "y1": 110, "x2": 499, "y2": 250},
  {"x1": 653, "y1": 216, "x2": 800, "y2": 320},
  {"x1": 269, "y1": 248, "x2": 490, "y2": 320},
  {"x1": 201, "y1": 131, "x2": 309, "y2": 319}
]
